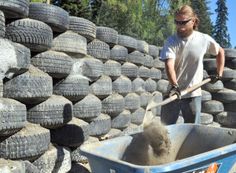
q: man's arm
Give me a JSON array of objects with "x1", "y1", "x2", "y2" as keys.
[
  {"x1": 216, "y1": 47, "x2": 225, "y2": 77},
  {"x1": 165, "y1": 58, "x2": 178, "y2": 86}
]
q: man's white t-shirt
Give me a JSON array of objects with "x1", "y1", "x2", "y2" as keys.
[{"x1": 160, "y1": 30, "x2": 220, "y2": 98}]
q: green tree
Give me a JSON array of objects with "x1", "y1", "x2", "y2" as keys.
[
  {"x1": 190, "y1": 0, "x2": 213, "y2": 35},
  {"x1": 213, "y1": 0, "x2": 231, "y2": 48}
]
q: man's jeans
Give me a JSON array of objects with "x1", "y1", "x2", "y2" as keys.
[{"x1": 160, "y1": 96, "x2": 201, "y2": 125}]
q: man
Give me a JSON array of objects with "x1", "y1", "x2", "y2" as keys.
[{"x1": 160, "y1": 5, "x2": 225, "y2": 124}]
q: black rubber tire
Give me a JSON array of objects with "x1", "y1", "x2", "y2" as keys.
[
  {"x1": 150, "y1": 67, "x2": 162, "y2": 80},
  {"x1": 222, "y1": 67, "x2": 236, "y2": 81},
  {"x1": 73, "y1": 94, "x2": 101, "y2": 120},
  {"x1": 216, "y1": 111, "x2": 236, "y2": 127},
  {"x1": 130, "y1": 107, "x2": 145, "y2": 125},
  {"x1": 29, "y1": 3, "x2": 69, "y2": 33},
  {"x1": 145, "y1": 78, "x2": 157, "y2": 92},
  {"x1": 88, "y1": 113, "x2": 111, "y2": 137},
  {"x1": 127, "y1": 50, "x2": 145, "y2": 66},
  {"x1": 143, "y1": 54, "x2": 154, "y2": 68},
  {"x1": 53, "y1": 74, "x2": 89, "y2": 102},
  {"x1": 112, "y1": 75, "x2": 132, "y2": 96},
  {"x1": 226, "y1": 59, "x2": 236, "y2": 69},
  {"x1": 0, "y1": 80, "x2": 2, "y2": 97},
  {"x1": 153, "y1": 58, "x2": 165, "y2": 70},
  {"x1": 203, "y1": 58, "x2": 216, "y2": 71},
  {"x1": 0, "y1": 122, "x2": 50, "y2": 160},
  {"x1": 96, "y1": 26, "x2": 118, "y2": 47},
  {"x1": 212, "y1": 88, "x2": 236, "y2": 103},
  {"x1": 51, "y1": 31, "x2": 87, "y2": 58},
  {"x1": 138, "y1": 66, "x2": 150, "y2": 79},
  {"x1": 50, "y1": 117, "x2": 89, "y2": 147},
  {"x1": 31, "y1": 50, "x2": 73, "y2": 79},
  {"x1": 224, "y1": 101, "x2": 236, "y2": 112},
  {"x1": 0, "y1": 0, "x2": 29, "y2": 19},
  {"x1": 121, "y1": 62, "x2": 138, "y2": 79},
  {"x1": 3, "y1": 65, "x2": 53, "y2": 105},
  {"x1": 6, "y1": 18, "x2": 53, "y2": 52},
  {"x1": 201, "y1": 90, "x2": 212, "y2": 102},
  {"x1": 132, "y1": 77, "x2": 146, "y2": 94},
  {"x1": 89, "y1": 75, "x2": 112, "y2": 99},
  {"x1": 202, "y1": 80, "x2": 224, "y2": 93},
  {"x1": 224, "y1": 79, "x2": 236, "y2": 90},
  {"x1": 200, "y1": 113, "x2": 213, "y2": 125},
  {"x1": 69, "y1": 16, "x2": 96, "y2": 41},
  {"x1": 224, "y1": 48, "x2": 236, "y2": 59},
  {"x1": 0, "y1": 10, "x2": 5, "y2": 37},
  {"x1": 87, "y1": 39, "x2": 110, "y2": 62},
  {"x1": 104, "y1": 60, "x2": 121, "y2": 80},
  {"x1": 124, "y1": 93, "x2": 140, "y2": 112},
  {"x1": 137, "y1": 40, "x2": 149, "y2": 54},
  {"x1": 148, "y1": 45, "x2": 160, "y2": 58},
  {"x1": 201, "y1": 100, "x2": 224, "y2": 115},
  {"x1": 118, "y1": 35, "x2": 137, "y2": 53},
  {"x1": 0, "y1": 98, "x2": 26, "y2": 136},
  {"x1": 101, "y1": 93, "x2": 125, "y2": 117},
  {"x1": 110, "y1": 45, "x2": 128, "y2": 62},
  {"x1": 156, "y1": 79, "x2": 170, "y2": 95},
  {"x1": 27, "y1": 95, "x2": 73, "y2": 129},
  {"x1": 140, "y1": 92, "x2": 152, "y2": 108},
  {"x1": 111, "y1": 109, "x2": 131, "y2": 130}
]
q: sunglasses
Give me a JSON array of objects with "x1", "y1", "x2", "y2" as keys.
[{"x1": 174, "y1": 18, "x2": 192, "y2": 25}]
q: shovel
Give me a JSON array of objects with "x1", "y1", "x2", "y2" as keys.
[{"x1": 142, "y1": 78, "x2": 211, "y2": 127}]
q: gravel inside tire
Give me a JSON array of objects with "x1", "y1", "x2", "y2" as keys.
[
  {"x1": 73, "y1": 94, "x2": 101, "y2": 120},
  {"x1": 124, "y1": 93, "x2": 140, "y2": 112},
  {"x1": 104, "y1": 60, "x2": 121, "y2": 80},
  {"x1": 29, "y1": 3, "x2": 69, "y2": 33},
  {"x1": 96, "y1": 26, "x2": 118, "y2": 47},
  {"x1": 23, "y1": 160, "x2": 40, "y2": 173},
  {"x1": 87, "y1": 39, "x2": 110, "y2": 61},
  {"x1": 212, "y1": 88, "x2": 236, "y2": 103},
  {"x1": 27, "y1": 95, "x2": 73, "y2": 129},
  {"x1": 0, "y1": 98, "x2": 26, "y2": 136},
  {"x1": 88, "y1": 113, "x2": 111, "y2": 137},
  {"x1": 0, "y1": 122, "x2": 50, "y2": 160},
  {"x1": 0, "y1": 158, "x2": 25, "y2": 173},
  {"x1": 121, "y1": 62, "x2": 138, "y2": 79},
  {"x1": 138, "y1": 66, "x2": 150, "y2": 79},
  {"x1": 112, "y1": 75, "x2": 132, "y2": 96},
  {"x1": 111, "y1": 109, "x2": 131, "y2": 130},
  {"x1": 132, "y1": 77, "x2": 146, "y2": 94},
  {"x1": 118, "y1": 35, "x2": 137, "y2": 53},
  {"x1": 3, "y1": 65, "x2": 53, "y2": 105},
  {"x1": 0, "y1": 10, "x2": 5, "y2": 37},
  {"x1": 216, "y1": 111, "x2": 236, "y2": 127},
  {"x1": 31, "y1": 50, "x2": 73, "y2": 79},
  {"x1": 51, "y1": 31, "x2": 87, "y2": 58},
  {"x1": 0, "y1": 0, "x2": 29, "y2": 19},
  {"x1": 6, "y1": 18, "x2": 53, "y2": 52},
  {"x1": 201, "y1": 100, "x2": 224, "y2": 115},
  {"x1": 50, "y1": 117, "x2": 89, "y2": 147},
  {"x1": 110, "y1": 45, "x2": 128, "y2": 62},
  {"x1": 69, "y1": 16, "x2": 96, "y2": 41}
]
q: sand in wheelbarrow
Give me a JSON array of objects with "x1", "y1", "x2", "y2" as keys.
[{"x1": 121, "y1": 117, "x2": 175, "y2": 166}]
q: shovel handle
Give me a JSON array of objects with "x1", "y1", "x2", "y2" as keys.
[{"x1": 146, "y1": 78, "x2": 211, "y2": 110}]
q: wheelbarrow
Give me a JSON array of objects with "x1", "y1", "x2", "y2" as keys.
[{"x1": 80, "y1": 124, "x2": 236, "y2": 173}]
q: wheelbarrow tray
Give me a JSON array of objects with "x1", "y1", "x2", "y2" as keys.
[{"x1": 80, "y1": 124, "x2": 236, "y2": 173}]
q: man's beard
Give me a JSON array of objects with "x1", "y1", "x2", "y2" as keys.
[{"x1": 177, "y1": 28, "x2": 193, "y2": 38}]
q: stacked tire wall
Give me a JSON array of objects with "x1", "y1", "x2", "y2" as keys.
[{"x1": 0, "y1": 1, "x2": 235, "y2": 172}]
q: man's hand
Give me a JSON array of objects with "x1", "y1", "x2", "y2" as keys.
[
  {"x1": 210, "y1": 74, "x2": 222, "y2": 84},
  {"x1": 169, "y1": 84, "x2": 181, "y2": 99}
]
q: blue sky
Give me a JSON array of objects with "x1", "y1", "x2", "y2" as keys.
[{"x1": 209, "y1": 0, "x2": 236, "y2": 48}]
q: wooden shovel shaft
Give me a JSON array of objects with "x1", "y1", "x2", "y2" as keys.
[{"x1": 146, "y1": 78, "x2": 211, "y2": 111}]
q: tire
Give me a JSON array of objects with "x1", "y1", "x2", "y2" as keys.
[
  {"x1": 0, "y1": 80, "x2": 2, "y2": 97},
  {"x1": 51, "y1": 31, "x2": 87, "y2": 58},
  {"x1": 130, "y1": 107, "x2": 145, "y2": 125},
  {"x1": 127, "y1": 50, "x2": 145, "y2": 66},
  {"x1": 50, "y1": 117, "x2": 90, "y2": 147},
  {"x1": 89, "y1": 75, "x2": 112, "y2": 99},
  {"x1": 96, "y1": 26, "x2": 118, "y2": 47},
  {"x1": 33, "y1": 144, "x2": 71, "y2": 173},
  {"x1": 132, "y1": 77, "x2": 146, "y2": 94},
  {"x1": 6, "y1": 18, "x2": 53, "y2": 52},
  {"x1": 0, "y1": 10, "x2": 5, "y2": 37},
  {"x1": 87, "y1": 39, "x2": 110, "y2": 61},
  {"x1": 69, "y1": 16, "x2": 96, "y2": 41},
  {"x1": 222, "y1": 67, "x2": 236, "y2": 81},
  {"x1": 53, "y1": 74, "x2": 89, "y2": 102},
  {"x1": 112, "y1": 75, "x2": 132, "y2": 96},
  {"x1": 140, "y1": 92, "x2": 152, "y2": 108},
  {"x1": 161, "y1": 68, "x2": 168, "y2": 80},
  {"x1": 31, "y1": 50, "x2": 73, "y2": 79},
  {"x1": 224, "y1": 48, "x2": 236, "y2": 59},
  {"x1": 118, "y1": 35, "x2": 137, "y2": 53},
  {"x1": 88, "y1": 113, "x2": 111, "y2": 137},
  {"x1": 111, "y1": 109, "x2": 131, "y2": 130},
  {"x1": 224, "y1": 79, "x2": 236, "y2": 90},
  {"x1": 212, "y1": 88, "x2": 236, "y2": 103},
  {"x1": 3, "y1": 65, "x2": 53, "y2": 105},
  {"x1": 226, "y1": 59, "x2": 236, "y2": 69},
  {"x1": 203, "y1": 58, "x2": 216, "y2": 71},
  {"x1": 137, "y1": 40, "x2": 149, "y2": 54},
  {"x1": 224, "y1": 101, "x2": 236, "y2": 112},
  {"x1": 145, "y1": 78, "x2": 157, "y2": 92},
  {"x1": 200, "y1": 113, "x2": 213, "y2": 125},
  {"x1": 121, "y1": 62, "x2": 138, "y2": 79},
  {"x1": 101, "y1": 93, "x2": 125, "y2": 117},
  {"x1": 0, "y1": 98, "x2": 26, "y2": 136},
  {"x1": 110, "y1": 45, "x2": 128, "y2": 62},
  {"x1": 149, "y1": 45, "x2": 160, "y2": 58},
  {"x1": 149, "y1": 91, "x2": 163, "y2": 116},
  {"x1": 201, "y1": 90, "x2": 212, "y2": 102},
  {"x1": 156, "y1": 79, "x2": 170, "y2": 95},
  {"x1": 138, "y1": 66, "x2": 150, "y2": 79},
  {"x1": 0, "y1": 0, "x2": 29, "y2": 19},
  {"x1": 153, "y1": 58, "x2": 165, "y2": 70},
  {"x1": 104, "y1": 60, "x2": 121, "y2": 80},
  {"x1": 73, "y1": 94, "x2": 101, "y2": 120},
  {"x1": 29, "y1": 3, "x2": 69, "y2": 33},
  {"x1": 0, "y1": 122, "x2": 50, "y2": 160},
  {"x1": 216, "y1": 111, "x2": 236, "y2": 127},
  {"x1": 201, "y1": 100, "x2": 224, "y2": 115},
  {"x1": 143, "y1": 54, "x2": 154, "y2": 68},
  {"x1": 202, "y1": 80, "x2": 224, "y2": 93},
  {"x1": 27, "y1": 95, "x2": 73, "y2": 129},
  {"x1": 124, "y1": 93, "x2": 140, "y2": 112}
]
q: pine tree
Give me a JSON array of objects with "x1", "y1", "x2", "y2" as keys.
[
  {"x1": 190, "y1": 0, "x2": 213, "y2": 35},
  {"x1": 213, "y1": 0, "x2": 231, "y2": 48}
]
